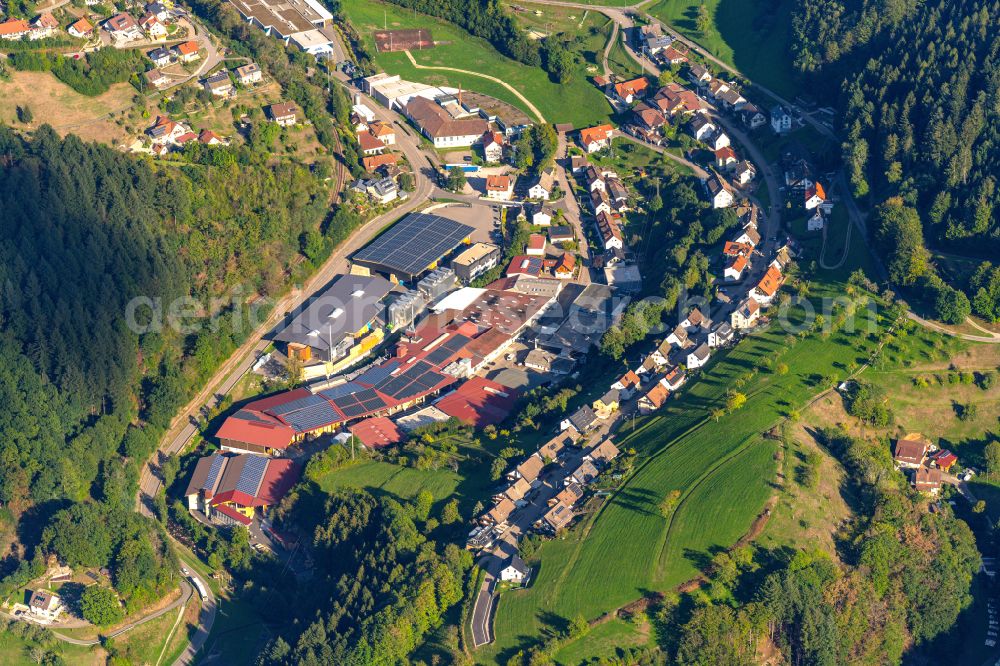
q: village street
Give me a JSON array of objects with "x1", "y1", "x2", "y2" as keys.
[{"x1": 471, "y1": 419, "x2": 617, "y2": 647}]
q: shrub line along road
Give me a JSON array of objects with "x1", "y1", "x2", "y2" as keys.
[
  {"x1": 135, "y1": 74, "x2": 434, "y2": 660},
  {"x1": 28, "y1": 578, "x2": 195, "y2": 647}
]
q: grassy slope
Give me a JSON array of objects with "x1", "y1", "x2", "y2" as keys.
[
  {"x1": 553, "y1": 618, "x2": 652, "y2": 665},
  {"x1": 0, "y1": 632, "x2": 103, "y2": 665},
  {"x1": 343, "y1": 0, "x2": 611, "y2": 126},
  {"x1": 645, "y1": 0, "x2": 799, "y2": 99},
  {"x1": 483, "y1": 314, "x2": 881, "y2": 660},
  {"x1": 481, "y1": 218, "x2": 948, "y2": 660}
]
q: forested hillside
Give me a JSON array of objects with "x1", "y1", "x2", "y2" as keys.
[
  {"x1": 790, "y1": 0, "x2": 1000, "y2": 315},
  {"x1": 257, "y1": 487, "x2": 473, "y2": 664},
  {"x1": 662, "y1": 426, "x2": 979, "y2": 665},
  {"x1": 0, "y1": 125, "x2": 327, "y2": 602}
]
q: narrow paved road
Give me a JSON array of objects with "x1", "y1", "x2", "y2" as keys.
[
  {"x1": 172, "y1": 564, "x2": 216, "y2": 665},
  {"x1": 402, "y1": 50, "x2": 546, "y2": 123},
  {"x1": 46, "y1": 578, "x2": 194, "y2": 647},
  {"x1": 601, "y1": 21, "x2": 619, "y2": 78},
  {"x1": 136, "y1": 84, "x2": 436, "y2": 517},
  {"x1": 554, "y1": 132, "x2": 592, "y2": 270},
  {"x1": 470, "y1": 577, "x2": 496, "y2": 647}
]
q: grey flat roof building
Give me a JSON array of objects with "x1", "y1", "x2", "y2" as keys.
[{"x1": 273, "y1": 274, "x2": 393, "y2": 356}]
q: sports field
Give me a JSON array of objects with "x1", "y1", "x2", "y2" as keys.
[
  {"x1": 646, "y1": 0, "x2": 799, "y2": 98},
  {"x1": 343, "y1": 0, "x2": 612, "y2": 127}
]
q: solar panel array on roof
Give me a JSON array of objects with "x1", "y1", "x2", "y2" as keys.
[
  {"x1": 318, "y1": 381, "x2": 363, "y2": 401},
  {"x1": 376, "y1": 360, "x2": 448, "y2": 401},
  {"x1": 205, "y1": 455, "x2": 225, "y2": 491},
  {"x1": 233, "y1": 409, "x2": 272, "y2": 423},
  {"x1": 424, "y1": 334, "x2": 470, "y2": 367},
  {"x1": 235, "y1": 455, "x2": 268, "y2": 496},
  {"x1": 352, "y1": 213, "x2": 475, "y2": 278},
  {"x1": 330, "y1": 387, "x2": 389, "y2": 421},
  {"x1": 267, "y1": 392, "x2": 327, "y2": 416},
  {"x1": 355, "y1": 362, "x2": 397, "y2": 386},
  {"x1": 281, "y1": 401, "x2": 342, "y2": 432}
]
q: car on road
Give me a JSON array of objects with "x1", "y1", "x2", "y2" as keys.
[{"x1": 181, "y1": 567, "x2": 189, "y2": 575}]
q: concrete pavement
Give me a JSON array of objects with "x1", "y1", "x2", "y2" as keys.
[{"x1": 172, "y1": 566, "x2": 216, "y2": 665}]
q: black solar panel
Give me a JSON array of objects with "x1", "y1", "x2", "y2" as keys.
[
  {"x1": 234, "y1": 409, "x2": 271, "y2": 423},
  {"x1": 340, "y1": 403, "x2": 369, "y2": 418},
  {"x1": 282, "y1": 401, "x2": 341, "y2": 432},
  {"x1": 424, "y1": 335, "x2": 470, "y2": 366},
  {"x1": 205, "y1": 455, "x2": 225, "y2": 490},
  {"x1": 352, "y1": 388, "x2": 379, "y2": 403},
  {"x1": 394, "y1": 382, "x2": 428, "y2": 401},
  {"x1": 352, "y1": 213, "x2": 475, "y2": 277},
  {"x1": 268, "y1": 393, "x2": 327, "y2": 416},
  {"x1": 355, "y1": 362, "x2": 397, "y2": 387},
  {"x1": 235, "y1": 455, "x2": 268, "y2": 495},
  {"x1": 318, "y1": 382, "x2": 362, "y2": 401}
]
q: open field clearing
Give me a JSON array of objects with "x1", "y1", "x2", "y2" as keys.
[
  {"x1": 0, "y1": 71, "x2": 134, "y2": 143},
  {"x1": 483, "y1": 238, "x2": 971, "y2": 659},
  {"x1": 343, "y1": 0, "x2": 611, "y2": 126},
  {"x1": 646, "y1": 0, "x2": 799, "y2": 98},
  {"x1": 553, "y1": 617, "x2": 653, "y2": 664}
]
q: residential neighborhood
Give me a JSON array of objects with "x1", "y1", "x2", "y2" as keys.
[{"x1": 2, "y1": 0, "x2": 993, "y2": 662}]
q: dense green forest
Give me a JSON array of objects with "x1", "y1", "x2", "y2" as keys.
[
  {"x1": 790, "y1": 0, "x2": 1000, "y2": 317},
  {"x1": 258, "y1": 487, "x2": 472, "y2": 664},
  {"x1": 9, "y1": 48, "x2": 148, "y2": 96},
  {"x1": 658, "y1": 426, "x2": 980, "y2": 665},
  {"x1": 0, "y1": 124, "x2": 328, "y2": 605}
]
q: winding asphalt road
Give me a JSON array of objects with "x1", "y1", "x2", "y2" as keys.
[{"x1": 44, "y1": 577, "x2": 194, "y2": 647}]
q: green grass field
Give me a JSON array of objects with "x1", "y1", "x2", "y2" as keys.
[
  {"x1": 482, "y1": 311, "x2": 885, "y2": 660},
  {"x1": 606, "y1": 35, "x2": 644, "y2": 79},
  {"x1": 319, "y1": 460, "x2": 463, "y2": 507},
  {"x1": 479, "y1": 236, "x2": 961, "y2": 660},
  {"x1": 343, "y1": 0, "x2": 612, "y2": 126},
  {"x1": 646, "y1": 0, "x2": 799, "y2": 99},
  {"x1": 552, "y1": 618, "x2": 653, "y2": 665}
]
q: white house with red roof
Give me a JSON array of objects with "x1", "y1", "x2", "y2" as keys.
[
  {"x1": 482, "y1": 131, "x2": 505, "y2": 163},
  {"x1": 526, "y1": 233, "x2": 546, "y2": 256},
  {"x1": 0, "y1": 18, "x2": 32, "y2": 40},
  {"x1": 485, "y1": 174, "x2": 514, "y2": 200},
  {"x1": 105, "y1": 12, "x2": 142, "y2": 42},
  {"x1": 579, "y1": 124, "x2": 614, "y2": 153},
  {"x1": 804, "y1": 182, "x2": 827, "y2": 210}
]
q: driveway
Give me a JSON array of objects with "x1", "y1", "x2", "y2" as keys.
[{"x1": 137, "y1": 79, "x2": 437, "y2": 517}]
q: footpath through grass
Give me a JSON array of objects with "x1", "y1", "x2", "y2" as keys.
[
  {"x1": 343, "y1": 0, "x2": 612, "y2": 127},
  {"x1": 646, "y1": 0, "x2": 799, "y2": 99},
  {"x1": 481, "y1": 247, "x2": 920, "y2": 661}
]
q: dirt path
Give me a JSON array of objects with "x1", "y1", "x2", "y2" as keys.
[
  {"x1": 601, "y1": 21, "x2": 619, "y2": 78},
  {"x1": 906, "y1": 312, "x2": 1000, "y2": 344},
  {"x1": 402, "y1": 50, "x2": 546, "y2": 123}
]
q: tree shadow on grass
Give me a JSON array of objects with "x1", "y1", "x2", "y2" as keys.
[{"x1": 612, "y1": 486, "x2": 660, "y2": 516}]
